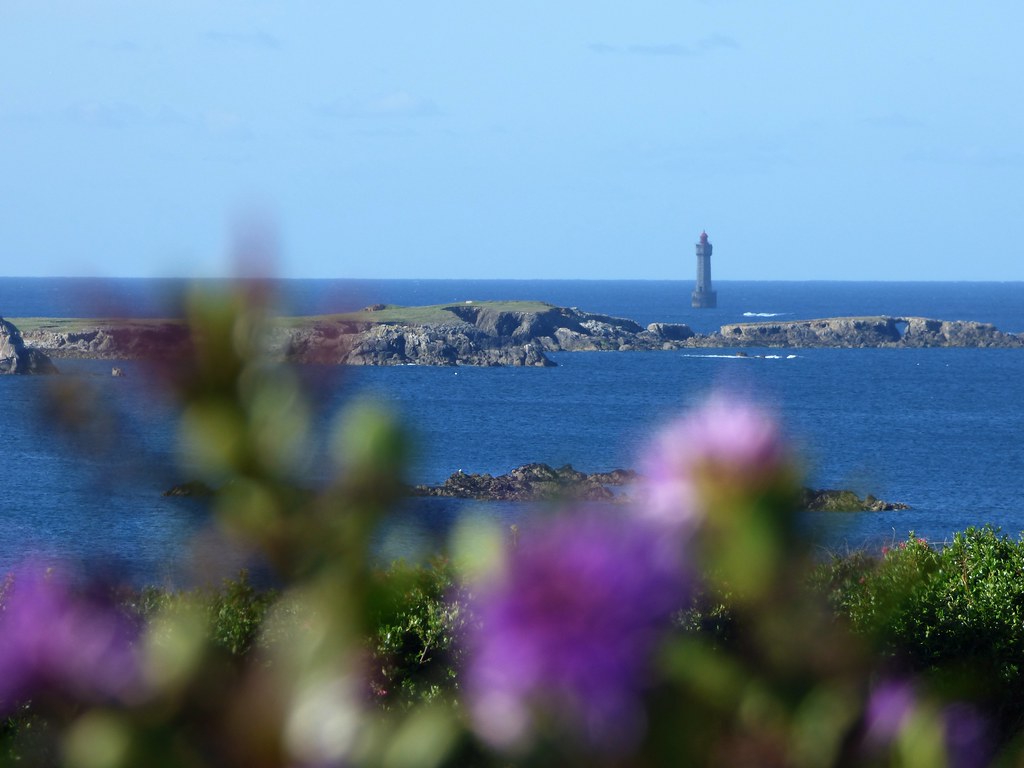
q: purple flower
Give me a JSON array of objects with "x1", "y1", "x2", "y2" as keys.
[
  {"x1": 864, "y1": 678, "x2": 917, "y2": 744},
  {"x1": 465, "y1": 514, "x2": 689, "y2": 753},
  {"x1": 864, "y1": 681, "x2": 992, "y2": 768},
  {"x1": 0, "y1": 566, "x2": 142, "y2": 711},
  {"x1": 942, "y1": 702, "x2": 992, "y2": 768},
  {"x1": 639, "y1": 394, "x2": 788, "y2": 529}
]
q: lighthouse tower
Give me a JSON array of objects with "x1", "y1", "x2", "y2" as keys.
[{"x1": 691, "y1": 231, "x2": 717, "y2": 309}]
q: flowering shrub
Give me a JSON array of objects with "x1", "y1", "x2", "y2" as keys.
[
  {"x1": 0, "y1": 285, "x2": 1013, "y2": 767},
  {"x1": 128, "y1": 571, "x2": 274, "y2": 658},
  {"x1": 640, "y1": 393, "x2": 790, "y2": 528},
  {"x1": 465, "y1": 515, "x2": 688, "y2": 753},
  {"x1": 817, "y1": 525, "x2": 1024, "y2": 745},
  {"x1": 0, "y1": 567, "x2": 141, "y2": 711}
]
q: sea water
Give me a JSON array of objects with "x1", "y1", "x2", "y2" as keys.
[{"x1": 0, "y1": 279, "x2": 1021, "y2": 583}]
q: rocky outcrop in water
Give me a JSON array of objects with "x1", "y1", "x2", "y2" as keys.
[
  {"x1": 162, "y1": 481, "x2": 216, "y2": 498},
  {"x1": 413, "y1": 463, "x2": 907, "y2": 511},
  {"x1": 800, "y1": 488, "x2": 910, "y2": 512},
  {"x1": 716, "y1": 316, "x2": 1024, "y2": 348},
  {"x1": 0, "y1": 319, "x2": 58, "y2": 374},
  {"x1": 898, "y1": 317, "x2": 1024, "y2": 347},
  {"x1": 644, "y1": 322, "x2": 695, "y2": 342},
  {"x1": 446, "y1": 304, "x2": 649, "y2": 352},
  {"x1": 412, "y1": 463, "x2": 638, "y2": 502},
  {"x1": 167, "y1": 460, "x2": 907, "y2": 511}
]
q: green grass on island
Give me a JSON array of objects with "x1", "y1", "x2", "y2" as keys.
[
  {"x1": 285, "y1": 299, "x2": 558, "y2": 327},
  {"x1": 8, "y1": 317, "x2": 184, "y2": 333},
  {"x1": 10, "y1": 301, "x2": 561, "y2": 333}
]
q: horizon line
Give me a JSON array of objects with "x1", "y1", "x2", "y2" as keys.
[{"x1": 0, "y1": 276, "x2": 1023, "y2": 284}]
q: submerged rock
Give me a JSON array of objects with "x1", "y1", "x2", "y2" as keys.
[{"x1": 0, "y1": 319, "x2": 58, "y2": 374}]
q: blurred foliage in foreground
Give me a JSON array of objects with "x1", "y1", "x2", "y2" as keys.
[{"x1": 0, "y1": 284, "x2": 1020, "y2": 767}]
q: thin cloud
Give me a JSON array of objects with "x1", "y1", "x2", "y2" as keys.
[
  {"x1": 591, "y1": 34, "x2": 738, "y2": 57},
  {"x1": 85, "y1": 39, "x2": 140, "y2": 53},
  {"x1": 63, "y1": 101, "x2": 142, "y2": 128},
  {"x1": 202, "y1": 109, "x2": 253, "y2": 140},
  {"x1": 697, "y1": 33, "x2": 739, "y2": 51},
  {"x1": 320, "y1": 91, "x2": 441, "y2": 119},
  {"x1": 862, "y1": 113, "x2": 924, "y2": 129},
  {"x1": 59, "y1": 101, "x2": 250, "y2": 139},
  {"x1": 204, "y1": 29, "x2": 282, "y2": 49},
  {"x1": 628, "y1": 43, "x2": 693, "y2": 56},
  {"x1": 905, "y1": 145, "x2": 1024, "y2": 168}
]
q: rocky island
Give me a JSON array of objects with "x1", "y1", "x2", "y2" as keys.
[
  {"x1": 715, "y1": 316, "x2": 1024, "y2": 349},
  {"x1": 276, "y1": 301, "x2": 699, "y2": 366},
  {"x1": 14, "y1": 301, "x2": 1024, "y2": 367},
  {"x1": 413, "y1": 463, "x2": 909, "y2": 511},
  {"x1": 411, "y1": 463, "x2": 638, "y2": 502},
  {"x1": 799, "y1": 488, "x2": 910, "y2": 512},
  {"x1": 164, "y1": 462, "x2": 907, "y2": 511}
]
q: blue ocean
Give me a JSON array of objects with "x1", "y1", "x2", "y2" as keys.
[{"x1": 1, "y1": 278, "x2": 1022, "y2": 584}]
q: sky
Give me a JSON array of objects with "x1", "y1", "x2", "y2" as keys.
[{"x1": 1, "y1": 1, "x2": 1022, "y2": 280}]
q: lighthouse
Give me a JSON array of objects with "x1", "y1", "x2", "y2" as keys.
[{"x1": 691, "y1": 231, "x2": 717, "y2": 309}]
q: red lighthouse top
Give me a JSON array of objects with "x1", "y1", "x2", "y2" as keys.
[{"x1": 699, "y1": 231, "x2": 708, "y2": 244}]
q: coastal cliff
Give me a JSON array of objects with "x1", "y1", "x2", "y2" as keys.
[
  {"x1": 275, "y1": 302, "x2": 697, "y2": 366},
  {"x1": 16, "y1": 303, "x2": 1024, "y2": 366},
  {"x1": 18, "y1": 320, "x2": 191, "y2": 360},
  {"x1": 0, "y1": 319, "x2": 58, "y2": 374},
  {"x1": 282, "y1": 318, "x2": 556, "y2": 367}
]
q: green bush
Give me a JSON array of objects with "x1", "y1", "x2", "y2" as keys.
[
  {"x1": 128, "y1": 571, "x2": 275, "y2": 658},
  {"x1": 815, "y1": 526, "x2": 1024, "y2": 736},
  {"x1": 368, "y1": 558, "x2": 469, "y2": 709}
]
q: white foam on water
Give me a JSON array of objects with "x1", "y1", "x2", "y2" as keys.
[{"x1": 681, "y1": 353, "x2": 800, "y2": 360}]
